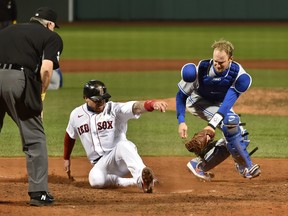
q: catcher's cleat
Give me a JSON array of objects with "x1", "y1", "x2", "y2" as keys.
[
  {"x1": 141, "y1": 167, "x2": 154, "y2": 193},
  {"x1": 187, "y1": 158, "x2": 214, "y2": 182},
  {"x1": 235, "y1": 163, "x2": 261, "y2": 179},
  {"x1": 248, "y1": 164, "x2": 261, "y2": 178},
  {"x1": 29, "y1": 191, "x2": 54, "y2": 206}
]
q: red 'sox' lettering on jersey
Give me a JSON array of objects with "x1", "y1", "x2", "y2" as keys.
[{"x1": 97, "y1": 121, "x2": 113, "y2": 130}]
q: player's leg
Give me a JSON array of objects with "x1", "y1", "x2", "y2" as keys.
[
  {"x1": 197, "y1": 138, "x2": 231, "y2": 171},
  {"x1": 114, "y1": 140, "x2": 154, "y2": 193},
  {"x1": 89, "y1": 151, "x2": 137, "y2": 188},
  {"x1": 1, "y1": 70, "x2": 52, "y2": 205},
  {"x1": 186, "y1": 91, "x2": 224, "y2": 121},
  {"x1": 89, "y1": 162, "x2": 136, "y2": 188},
  {"x1": 187, "y1": 138, "x2": 230, "y2": 181},
  {"x1": 222, "y1": 112, "x2": 261, "y2": 178},
  {"x1": 18, "y1": 116, "x2": 52, "y2": 205},
  {"x1": 186, "y1": 93, "x2": 229, "y2": 180},
  {"x1": 89, "y1": 140, "x2": 154, "y2": 192}
]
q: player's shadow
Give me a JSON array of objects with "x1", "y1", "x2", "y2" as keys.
[
  {"x1": 0, "y1": 200, "x2": 28, "y2": 206},
  {"x1": 0, "y1": 176, "x2": 27, "y2": 183}
]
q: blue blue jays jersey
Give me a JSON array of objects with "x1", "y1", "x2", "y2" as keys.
[
  {"x1": 197, "y1": 60, "x2": 240, "y2": 102},
  {"x1": 176, "y1": 59, "x2": 252, "y2": 123}
]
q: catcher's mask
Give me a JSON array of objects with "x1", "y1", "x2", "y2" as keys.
[{"x1": 83, "y1": 80, "x2": 111, "y2": 102}]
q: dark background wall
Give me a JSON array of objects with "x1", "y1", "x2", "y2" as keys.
[
  {"x1": 16, "y1": 0, "x2": 69, "y2": 23},
  {"x1": 74, "y1": 0, "x2": 288, "y2": 21},
  {"x1": 16, "y1": 0, "x2": 288, "y2": 23}
]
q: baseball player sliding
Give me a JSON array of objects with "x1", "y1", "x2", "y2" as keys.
[{"x1": 63, "y1": 80, "x2": 167, "y2": 193}]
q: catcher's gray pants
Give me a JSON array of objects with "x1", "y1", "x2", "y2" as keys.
[
  {"x1": 47, "y1": 69, "x2": 61, "y2": 90},
  {"x1": 0, "y1": 69, "x2": 49, "y2": 193},
  {"x1": 186, "y1": 91, "x2": 243, "y2": 131},
  {"x1": 186, "y1": 91, "x2": 223, "y2": 122}
]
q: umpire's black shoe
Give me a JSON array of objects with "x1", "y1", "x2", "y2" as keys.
[{"x1": 28, "y1": 191, "x2": 54, "y2": 206}]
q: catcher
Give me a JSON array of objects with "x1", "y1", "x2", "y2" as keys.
[{"x1": 176, "y1": 39, "x2": 261, "y2": 181}]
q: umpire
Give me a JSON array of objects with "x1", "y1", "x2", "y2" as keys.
[{"x1": 0, "y1": 7, "x2": 63, "y2": 206}]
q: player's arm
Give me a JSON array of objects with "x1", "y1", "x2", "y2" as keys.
[
  {"x1": 40, "y1": 59, "x2": 54, "y2": 100},
  {"x1": 176, "y1": 63, "x2": 197, "y2": 138},
  {"x1": 208, "y1": 73, "x2": 252, "y2": 129},
  {"x1": 176, "y1": 90, "x2": 189, "y2": 139},
  {"x1": 132, "y1": 100, "x2": 168, "y2": 115},
  {"x1": 207, "y1": 89, "x2": 240, "y2": 129},
  {"x1": 63, "y1": 132, "x2": 76, "y2": 177}
]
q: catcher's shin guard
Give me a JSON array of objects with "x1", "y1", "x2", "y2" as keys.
[
  {"x1": 222, "y1": 113, "x2": 253, "y2": 169},
  {"x1": 198, "y1": 138, "x2": 230, "y2": 172}
]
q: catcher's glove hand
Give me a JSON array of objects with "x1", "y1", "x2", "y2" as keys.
[{"x1": 185, "y1": 129, "x2": 215, "y2": 156}]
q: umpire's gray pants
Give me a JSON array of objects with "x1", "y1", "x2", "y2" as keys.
[{"x1": 0, "y1": 69, "x2": 49, "y2": 193}]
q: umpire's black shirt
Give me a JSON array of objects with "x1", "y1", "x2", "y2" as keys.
[{"x1": 0, "y1": 20, "x2": 63, "y2": 72}]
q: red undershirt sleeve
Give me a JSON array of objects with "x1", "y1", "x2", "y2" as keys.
[{"x1": 63, "y1": 132, "x2": 76, "y2": 160}]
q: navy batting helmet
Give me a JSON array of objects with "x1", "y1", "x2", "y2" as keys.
[{"x1": 83, "y1": 80, "x2": 111, "y2": 102}]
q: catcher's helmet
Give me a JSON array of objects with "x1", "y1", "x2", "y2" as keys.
[{"x1": 83, "y1": 80, "x2": 111, "y2": 102}]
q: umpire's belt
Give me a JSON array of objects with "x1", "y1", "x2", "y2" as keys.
[{"x1": 0, "y1": 63, "x2": 24, "y2": 71}]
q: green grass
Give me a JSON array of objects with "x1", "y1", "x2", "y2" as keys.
[
  {"x1": 128, "y1": 113, "x2": 288, "y2": 158},
  {"x1": 1, "y1": 70, "x2": 288, "y2": 157},
  {"x1": 58, "y1": 24, "x2": 288, "y2": 60},
  {"x1": 61, "y1": 71, "x2": 180, "y2": 101},
  {"x1": 1, "y1": 23, "x2": 288, "y2": 158},
  {"x1": 249, "y1": 70, "x2": 288, "y2": 88}
]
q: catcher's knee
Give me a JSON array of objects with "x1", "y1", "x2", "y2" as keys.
[
  {"x1": 222, "y1": 113, "x2": 240, "y2": 135},
  {"x1": 89, "y1": 168, "x2": 106, "y2": 188},
  {"x1": 222, "y1": 113, "x2": 253, "y2": 168}
]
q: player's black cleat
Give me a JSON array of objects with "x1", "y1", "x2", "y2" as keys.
[{"x1": 29, "y1": 191, "x2": 54, "y2": 206}]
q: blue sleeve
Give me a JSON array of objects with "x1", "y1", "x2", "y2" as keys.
[
  {"x1": 218, "y1": 88, "x2": 240, "y2": 116},
  {"x1": 176, "y1": 90, "x2": 188, "y2": 124}
]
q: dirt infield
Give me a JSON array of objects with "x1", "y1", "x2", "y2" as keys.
[
  {"x1": 0, "y1": 157, "x2": 287, "y2": 216},
  {"x1": 1, "y1": 59, "x2": 288, "y2": 215}
]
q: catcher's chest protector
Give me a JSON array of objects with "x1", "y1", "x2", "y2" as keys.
[{"x1": 198, "y1": 60, "x2": 240, "y2": 101}]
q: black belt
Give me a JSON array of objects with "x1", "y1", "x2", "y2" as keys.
[
  {"x1": 92, "y1": 156, "x2": 102, "y2": 164},
  {"x1": 0, "y1": 63, "x2": 24, "y2": 71}
]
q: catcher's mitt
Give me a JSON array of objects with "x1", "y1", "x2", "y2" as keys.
[{"x1": 185, "y1": 129, "x2": 215, "y2": 156}]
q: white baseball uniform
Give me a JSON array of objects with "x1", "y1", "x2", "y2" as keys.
[{"x1": 66, "y1": 101, "x2": 147, "y2": 188}]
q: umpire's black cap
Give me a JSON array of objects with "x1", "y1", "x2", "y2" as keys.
[{"x1": 34, "y1": 7, "x2": 60, "y2": 28}]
